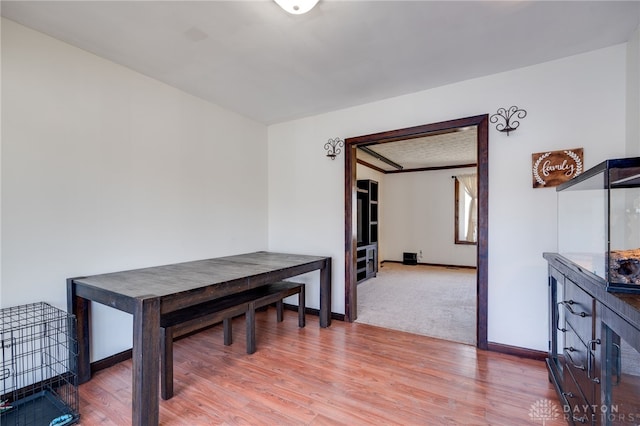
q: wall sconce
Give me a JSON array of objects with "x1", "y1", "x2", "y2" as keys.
[
  {"x1": 490, "y1": 106, "x2": 527, "y2": 135},
  {"x1": 325, "y1": 137, "x2": 344, "y2": 160}
]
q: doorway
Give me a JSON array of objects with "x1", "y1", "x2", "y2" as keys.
[{"x1": 344, "y1": 114, "x2": 489, "y2": 349}]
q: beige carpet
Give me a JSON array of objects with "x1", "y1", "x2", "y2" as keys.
[{"x1": 355, "y1": 262, "x2": 477, "y2": 345}]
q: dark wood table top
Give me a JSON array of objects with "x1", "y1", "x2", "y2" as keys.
[
  {"x1": 69, "y1": 251, "x2": 331, "y2": 426},
  {"x1": 73, "y1": 251, "x2": 329, "y2": 299}
]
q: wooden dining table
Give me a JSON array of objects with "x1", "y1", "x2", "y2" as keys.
[{"x1": 67, "y1": 251, "x2": 332, "y2": 426}]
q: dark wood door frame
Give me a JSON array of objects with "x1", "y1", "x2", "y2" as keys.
[{"x1": 344, "y1": 114, "x2": 489, "y2": 349}]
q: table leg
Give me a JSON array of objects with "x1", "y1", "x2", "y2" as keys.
[
  {"x1": 246, "y1": 302, "x2": 257, "y2": 355},
  {"x1": 132, "y1": 297, "x2": 160, "y2": 426},
  {"x1": 67, "y1": 279, "x2": 91, "y2": 384},
  {"x1": 299, "y1": 285, "x2": 306, "y2": 327},
  {"x1": 319, "y1": 259, "x2": 332, "y2": 328}
]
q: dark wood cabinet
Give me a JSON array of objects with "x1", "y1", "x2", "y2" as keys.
[
  {"x1": 545, "y1": 253, "x2": 640, "y2": 425},
  {"x1": 357, "y1": 180, "x2": 378, "y2": 283},
  {"x1": 356, "y1": 244, "x2": 377, "y2": 283}
]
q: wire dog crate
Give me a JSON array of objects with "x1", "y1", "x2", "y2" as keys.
[{"x1": 1, "y1": 302, "x2": 79, "y2": 426}]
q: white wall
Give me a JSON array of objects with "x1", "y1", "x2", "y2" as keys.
[
  {"x1": 1, "y1": 19, "x2": 268, "y2": 361},
  {"x1": 382, "y1": 168, "x2": 476, "y2": 267},
  {"x1": 268, "y1": 44, "x2": 627, "y2": 351},
  {"x1": 0, "y1": 19, "x2": 4, "y2": 309},
  {"x1": 628, "y1": 26, "x2": 640, "y2": 156},
  {"x1": 356, "y1": 163, "x2": 476, "y2": 267}
]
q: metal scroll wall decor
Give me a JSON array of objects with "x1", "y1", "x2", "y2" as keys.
[
  {"x1": 325, "y1": 137, "x2": 344, "y2": 160},
  {"x1": 490, "y1": 106, "x2": 527, "y2": 135}
]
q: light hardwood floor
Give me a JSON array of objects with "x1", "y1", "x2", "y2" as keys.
[{"x1": 78, "y1": 309, "x2": 566, "y2": 425}]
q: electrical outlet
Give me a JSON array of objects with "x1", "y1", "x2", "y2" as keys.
[{"x1": 419, "y1": 250, "x2": 423, "y2": 259}]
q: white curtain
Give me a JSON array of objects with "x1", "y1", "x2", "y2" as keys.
[{"x1": 457, "y1": 173, "x2": 478, "y2": 242}]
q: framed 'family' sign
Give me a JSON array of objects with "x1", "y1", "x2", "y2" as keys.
[{"x1": 531, "y1": 148, "x2": 583, "y2": 188}]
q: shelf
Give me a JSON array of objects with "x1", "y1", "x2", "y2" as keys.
[{"x1": 356, "y1": 180, "x2": 379, "y2": 284}]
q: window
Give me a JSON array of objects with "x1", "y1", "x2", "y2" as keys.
[{"x1": 454, "y1": 174, "x2": 477, "y2": 244}]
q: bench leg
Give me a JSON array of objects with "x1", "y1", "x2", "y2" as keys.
[
  {"x1": 276, "y1": 300, "x2": 284, "y2": 322},
  {"x1": 160, "y1": 326, "x2": 174, "y2": 400},
  {"x1": 246, "y1": 304, "x2": 256, "y2": 355},
  {"x1": 223, "y1": 317, "x2": 233, "y2": 345},
  {"x1": 299, "y1": 286, "x2": 305, "y2": 328}
]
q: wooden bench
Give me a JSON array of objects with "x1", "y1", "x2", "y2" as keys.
[{"x1": 159, "y1": 281, "x2": 305, "y2": 400}]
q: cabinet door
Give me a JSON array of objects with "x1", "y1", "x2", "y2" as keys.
[
  {"x1": 366, "y1": 246, "x2": 377, "y2": 277},
  {"x1": 549, "y1": 267, "x2": 566, "y2": 379},
  {"x1": 564, "y1": 279, "x2": 596, "y2": 345},
  {"x1": 600, "y1": 305, "x2": 640, "y2": 425}
]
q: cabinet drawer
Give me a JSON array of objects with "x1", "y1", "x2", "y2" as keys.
[
  {"x1": 562, "y1": 280, "x2": 595, "y2": 344},
  {"x1": 563, "y1": 363, "x2": 595, "y2": 425},
  {"x1": 565, "y1": 325, "x2": 598, "y2": 405}
]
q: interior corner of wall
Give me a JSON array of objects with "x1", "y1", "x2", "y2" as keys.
[{"x1": 626, "y1": 25, "x2": 640, "y2": 156}]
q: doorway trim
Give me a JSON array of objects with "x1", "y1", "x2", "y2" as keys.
[{"x1": 344, "y1": 114, "x2": 489, "y2": 349}]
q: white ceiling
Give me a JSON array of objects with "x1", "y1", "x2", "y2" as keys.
[
  {"x1": 357, "y1": 127, "x2": 478, "y2": 172},
  {"x1": 2, "y1": 1, "x2": 639, "y2": 126}
]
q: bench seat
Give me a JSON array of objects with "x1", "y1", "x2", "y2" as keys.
[
  {"x1": 244, "y1": 281, "x2": 305, "y2": 354},
  {"x1": 160, "y1": 281, "x2": 305, "y2": 400}
]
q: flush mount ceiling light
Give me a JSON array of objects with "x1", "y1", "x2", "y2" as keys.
[{"x1": 274, "y1": 0, "x2": 319, "y2": 14}]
